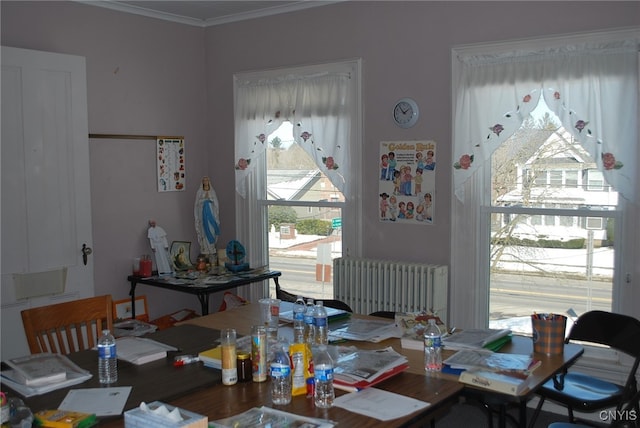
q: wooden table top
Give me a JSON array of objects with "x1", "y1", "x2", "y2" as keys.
[{"x1": 6, "y1": 303, "x2": 582, "y2": 428}]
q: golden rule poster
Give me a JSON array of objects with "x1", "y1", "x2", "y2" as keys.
[{"x1": 379, "y1": 140, "x2": 436, "y2": 224}]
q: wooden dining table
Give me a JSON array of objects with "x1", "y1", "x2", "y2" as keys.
[{"x1": 3, "y1": 303, "x2": 582, "y2": 428}]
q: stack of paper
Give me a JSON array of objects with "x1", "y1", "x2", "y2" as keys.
[
  {"x1": 116, "y1": 337, "x2": 177, "y2": 365},
  {"x1": 328, "y1": 318, "x2": 398, "y2": 343},
  {"x1": 442, "y1": 328, "x2": 512, "y2": 351},
  {"x1": 448, "y1": 349, "x2": 542, "y2": 396},
  {"x1": 458, "y1": 369, "x2": 534, "y2": 395},
  {"x1": 444, "y1": 349, "x2": 541, "y2": 377},
  {"x1": 1, "y1": 353, "x2": 92, "y2": 397},
  {"x1": 330, "y1": 345, "x2": 409, "y2": 392}
]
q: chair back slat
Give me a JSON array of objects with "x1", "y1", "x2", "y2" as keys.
[{"x1": 21, "y1": 295, "x2": 113, "y2": 355}]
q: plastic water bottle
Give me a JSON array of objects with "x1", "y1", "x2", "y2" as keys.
[
  {"x1": 304, "y1": 298, "x2": 316, "y2": 345},
  {"x1": 293, "y1": 295, "x2": 306, "y2": 344},
  {"x1": 98, "y1": 329, "x2": 118, "y2": 384},
  {"x1": 313, "y1": 344, "x2": 335, "y2": 408},
  {"x1": 270, "y1": 342, "x2": 292, "y2": 405},
  {"x1": 314, "y1": 301, "x2": 329, "y2": 345},
  {"x1": 424, "y1": 319, "x2": 443, "y2": 372}
]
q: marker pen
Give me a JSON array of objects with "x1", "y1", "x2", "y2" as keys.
[{"x1": 173, "y1": 355, "x2": 199, "y2": 367}]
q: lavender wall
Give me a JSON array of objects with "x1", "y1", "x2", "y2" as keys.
[
  {"x1": 2, "y1": 1, "x2": 638, "y2": 317},
  {"x1": 1, "y1": 1, "x2": 208, "y2": 318},
  {"x1": 204, "y1": 1, "x2": 639, "y2": 266}
]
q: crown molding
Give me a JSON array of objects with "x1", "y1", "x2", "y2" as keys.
[{"x1": 75, "y1": 1, "x2": 342, "y2": 27}]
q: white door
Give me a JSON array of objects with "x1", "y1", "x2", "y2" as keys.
[{"x1": 1, "y1": 46, "x2": 93, "y2": 359}]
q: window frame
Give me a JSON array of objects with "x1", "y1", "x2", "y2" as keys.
[
  {"x1": 450, "y1": 29, "x2": 639, "y2": 344},
  {"x1": 233, "y1": 60, "x2": 363, "y2": 301}
]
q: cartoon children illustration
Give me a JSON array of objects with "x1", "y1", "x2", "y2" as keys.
[
  {"x1": 387, "y1": 152, "x2": 397, "y2": 181},
  {"x1": 416, "y1": 192, "x2": 433, "y2": 222},
  {"x1": 424, "y1": 150, "x2": 436, "y2": 171},
  {"x1": 398, "y1": 201, "x2": 407, "y2": 219},
  {"x1": 379, "y1": 192, "x2": 389, "y2": 220},
  {"x1": 393, "y1": 170, "x2": 401, "y2": 195},
  {"x1": 388, "y1": 195, "x2": 398, "y2": 221},
  {"x1": 414, "y1": 167, "x2": 424, "y2": 195},
  {"x1": 401, "y1": 165, "x2": 412, "y2": 196},
  {"x1": 416, "y1": 151, "x2": 426, "y2": 171},
  {"x1": 405, "y1": 201, "x2": 415, "y2": 219},
  {"x1": 380, "y1": 154, "x2": 389, "y2": 180}
]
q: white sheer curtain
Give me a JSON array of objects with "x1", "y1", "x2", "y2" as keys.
[
  {"x1": 234, "y1": 72, "x2": 352, "y2": 199},
  {"x1": 453, "y1": 35, "x2": 638, "y2": 203},
  {"x1": 450, "y1": 29, "x2": 639, "y2": 329}
]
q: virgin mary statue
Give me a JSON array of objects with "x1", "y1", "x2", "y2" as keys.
[{"x1": 194, "y1": 176, "x2": 220, "y2": 257}]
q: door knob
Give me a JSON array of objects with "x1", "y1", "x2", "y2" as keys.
[{"x1": 82, "y1": 243, "x2": 93, "y2": 265}]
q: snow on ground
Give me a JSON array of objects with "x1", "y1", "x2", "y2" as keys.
[{"x1": 268, "y1": 232, "x2": 323, "y2": 249}]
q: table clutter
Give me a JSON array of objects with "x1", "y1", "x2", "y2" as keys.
[{"x1": 1, "y1": 302, "x2": 585, "y2": 428}]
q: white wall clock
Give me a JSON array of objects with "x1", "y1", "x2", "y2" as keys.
[{"x1": 393, "y1": 97, "x2": 419, "y2": 128}]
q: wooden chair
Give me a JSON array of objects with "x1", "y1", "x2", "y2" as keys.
[{"x1": 21, "y1": 295, "x2": 114, "y2": 354}]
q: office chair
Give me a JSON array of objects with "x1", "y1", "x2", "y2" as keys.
[
  {"x1": 369, "y1": 311, "x2": 395, "y2": 319},
  {"x1": 529, "y1": 311, "x2": 640, "y2": 428},
  {"x1": 21, "y1": 295, "x2": 114, "y2": 354},
  {"x1": 320, "y1": 299, "x2": 353, "y2": 313},
  {"x1": 275, "y1": 286, "x2": 353, "y2": 312}
]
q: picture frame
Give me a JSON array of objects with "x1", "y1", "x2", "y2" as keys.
[
  {"x1": 113, "y1": 296, "x2": 149, "y2": 322},
  {"x1": 170, "y1": 241, "x2": 193, "y2": 271}
]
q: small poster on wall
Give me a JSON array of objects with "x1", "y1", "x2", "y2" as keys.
[
  {"x1": 157, "y1": 137, "x2": 185, "y2": 192},
  {"x1": 379, "y1": 140, "x2": 436, "y2": 224}
]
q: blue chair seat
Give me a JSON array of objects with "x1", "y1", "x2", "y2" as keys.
[
  {"x1": 548, "y1": 423, "x2": 591, "y2": 428},
  {"x1": 540, "y1": 372, "x2": 625, "y2": 411}
]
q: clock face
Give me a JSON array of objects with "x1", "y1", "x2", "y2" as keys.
[{"x1": 393, "y1": 98, "x2": 419, "y2": 128}]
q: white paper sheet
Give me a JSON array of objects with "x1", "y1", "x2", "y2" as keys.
[
  {"x1": 59, "y1": 386, "x2": 132, "y2": 416},
  {"x1": 333, "y1": 387, "x2": 430, "y2": 421}
]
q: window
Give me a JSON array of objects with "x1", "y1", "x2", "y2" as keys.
[
  {"x1": 233, "y1": 60, "x2": 362, "y2": 302},
  {"x1": 451, "y1": 28, "x2": 638, "y2": 339},
  {"x1": 587, "y1": 170, "x2": 604, "y2": 191},
  {"x1": 265, "y1": 121, "x2": 345, "y2": 299},
  {"x1": 489, "y1": 102, "x2": 617, "y2": 332}
]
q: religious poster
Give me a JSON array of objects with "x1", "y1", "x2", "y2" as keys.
[
  {"x1": 157, "y1": 137, "x2": 185, "y2": 192},
  {"x1": 379, "y1": 140, "x2": 437, "y2": 224}
]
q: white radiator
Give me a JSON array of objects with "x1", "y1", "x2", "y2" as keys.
[{"x1": 333, "y1": 257, "x2": 448, "y2": 324}]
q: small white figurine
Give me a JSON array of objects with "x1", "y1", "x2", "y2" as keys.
[{"x1": 147, "y1": 219, "x2": 173, "y2": 275}]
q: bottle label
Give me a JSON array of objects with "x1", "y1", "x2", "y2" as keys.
[
  {"x1": 252, "y1": 332, "x2": 267, "y2": 382},
  {"x1": 314, "y1": 366, "x2": 333, "y2": 382},
  {"x1": 222, "y1": 368, "x2": 238, "y2": 385},
  {"x1": 315, "y1": 317, "x2": 327, "y2": 327},
  {"x1": 98, "y1": 344, "x2": 116, "y2": 358},
  {"x1": 424, "y1": 336, "x2": 441, "y2": 348},
  {"x1": 270, "y1": 364, "x2": 291, "y2": 378},
  {"x1": 294, "y1": 312, "x2": 305, "y2": 322}
]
